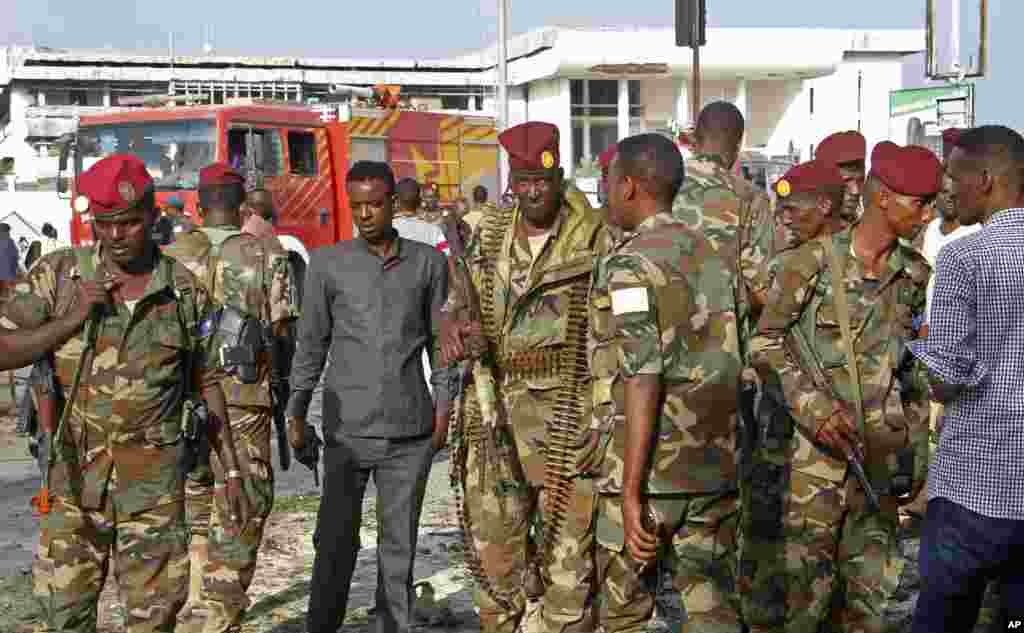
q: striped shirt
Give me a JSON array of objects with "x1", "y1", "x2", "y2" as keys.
[{"x1": 909, "y1": 208, "x2": 1024, "y2": 520}]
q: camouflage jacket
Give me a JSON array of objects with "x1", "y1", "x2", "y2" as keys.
[
  {"x1": 590, "y1": 212, "x2": 741, "y2": 495},
  {"x1": 1, "y1": 247, "x2": 224, "y2": 513},
  {"x1": 672, "y1": 154, "x2": 775, "y2": 352},
  {"x1": 448, "y1": 195, "x2": 610, "y2": 441},
  {"x1": 165, "y1": 225, "x2": 298, "y2": 409},
  {"x1": 750, "y1": 226, "x2": 931, "y2": 483}
]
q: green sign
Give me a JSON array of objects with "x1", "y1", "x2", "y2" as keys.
[{"x1": 890, "y1": 85, "x2": 972, "y2": 117}]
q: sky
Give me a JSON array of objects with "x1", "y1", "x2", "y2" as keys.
[{"x1": 6, "y1": 0, "x2": 926, "y2": 58}]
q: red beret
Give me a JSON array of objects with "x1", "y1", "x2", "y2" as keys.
[
  {"x1": 75, "y1": 154, "x2": 153, "y2": 217},
  {"x1": 199, "y1": 163, "x2": 245, "y2": 187},
  {"x1": 499, "y1": 122, "x2": 560, "y2": 172},
  {"x1": 870, "y1": 142, "x2": 943, "y2": 197},
  {"x1": 817, "y1": 131, "x2": 866, "y2": 167},
  {"x1": 942, "y1": 128, "x2": 963, "y2": 160},
  {"x1": 774, "y1": 160, "x2": 845, "y2": 198},
  {"x1": 598, "y1": 144, "x2": 618, "y2": 171}
]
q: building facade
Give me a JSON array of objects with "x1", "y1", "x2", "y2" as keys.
[{"x1": 0, "y1": 26, "x2": 925, "y2": 192}]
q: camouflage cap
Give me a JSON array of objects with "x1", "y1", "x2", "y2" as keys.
[
  {"x1": 499, "y1": 121, "x2": 560, "y2": 173},
  {"x1": 74, "y1": 154, "x2": 154, "y2": 217},
  {"x1": 870, "y1": 142, "x2": 943, "y2": 197},
  {"x1": 817, "y1": 130, "x2": 866, "y2": 167},
  {"x1": 774, "y1": 160, "x2": 845, "y2": 198}
]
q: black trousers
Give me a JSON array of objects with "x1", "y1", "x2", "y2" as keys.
[
  {"x1": 306, "y1": 434, "x2": 435, "y2": 633},
  {"x1": 913, "y1": 497, "x2": 1024, "y2": 633}
]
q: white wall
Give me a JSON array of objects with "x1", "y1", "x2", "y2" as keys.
[
  {"x1": 525, "y1": 77, "x2": 573, "y2": 175},
  {"x1": 0, "y1": 192, "x2": 73, "y2": 240},
  {"x1": 973, "y1": 0, "x2": 1024, "y2": 132},
  {"x1": 0, "y1": 85, "x2": 53, "y2": 184},
  {"x1": 805, "y1": 54, "x2": 907, "y2": 159},
  {"x1": 747, "y1": 79, "x2": 806, "y2": 154}
]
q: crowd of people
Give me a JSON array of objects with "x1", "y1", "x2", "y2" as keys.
[{"x1": 0, "y1": 99, "x2": 1021, "y2": 633}]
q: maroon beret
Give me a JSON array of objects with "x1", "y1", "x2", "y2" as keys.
[
  {"x1": 499, "y1": 121, "x2": 560, "y2": 172},
  {"x1": 598, "y1": 144, "x2": 618, "y2": 171},
  {"x1": 74, "y1": 154, "x2": 153, "y2": 217},
  {"x1": 199, "y1": 163, "x2": 245, "y2": 187},
  {"x1": 817, "y1": 131, "x2": 866, "y2": 167},
  {"x1": 774, "y1": 160, "x2": 845, "y2": 198},
  {"x1": 942, "y1": 127, "x2": 964, "y2": 160},
  {"x1": 870, "y1": 142, "x2": 943, "y2": 197}
]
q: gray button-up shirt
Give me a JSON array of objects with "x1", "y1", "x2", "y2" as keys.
[{"x1": 287, "y1": 235, "x2": 449, "y2": 442}]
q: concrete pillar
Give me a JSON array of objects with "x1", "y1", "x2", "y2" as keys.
[
  {"x1": 675, "y1": 79, "x2": 690, "y2": 128},
  {"x1": 36, "y1": 90, "x2": 45, "y2": 106},
  {"x1": 735, "y1": 78, "x2": 749, "y2": 120},
  {"x1": 558, "y1": 78, "x2": 572, "y2": 176},
  {"x1": 103, "y1": 87, "x2": 112, "y2": 107},
  {"x1": 617, "y1": 79, "x2": 629, "y2": 142},
  {"x1": 582, "y1": 80, "x2": 592, "y2": 162}
]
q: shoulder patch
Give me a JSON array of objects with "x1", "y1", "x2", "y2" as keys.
[{"x1": 611, "y1": 287, "x2": 650, "y2": 315}]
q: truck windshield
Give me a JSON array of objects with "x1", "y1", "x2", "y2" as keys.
[{"x1": 77, "y1": 120, "x2": 216, "y2": 191}]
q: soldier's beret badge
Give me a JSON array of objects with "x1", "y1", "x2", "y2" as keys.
[
  {"x1": 73, "y1": 195, "x2": 91, "y2": 213},
  {"x1": 776, "y1": 179, "x2": 791, "y2": 197},
  {"x1": 541, "y1": 150, "x2": 555, "y2": 170},
  {"x1": 117, "y1": 181, "x2": 137, "y2": 204}
]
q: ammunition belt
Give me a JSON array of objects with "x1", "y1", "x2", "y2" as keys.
[
  {"x1": 495, "y1": 348, "x2": 563, "y2": 381},
  {"x1": 450, "y1": 202, "x2": 521, "y2": 610},
  {"x1": 540, "y1": 279, "x2": 590, "y2": 577}
]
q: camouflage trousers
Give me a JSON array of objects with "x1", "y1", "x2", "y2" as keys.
[
  {"x1": 738, "y1": 469, "x2": 903, "y2": 633},
  {"x1": 184, "y1": 407, "x2": 275, "y2": 633},
  {"x1": 460, "y1": 420, "x2": 597, "y2": 633},
  {"x1": 32, "y1": 494, "x2": 189, "y2": 633},
  {"x1": 594, "y1": 491, "x2": 742, "y2": 633}
]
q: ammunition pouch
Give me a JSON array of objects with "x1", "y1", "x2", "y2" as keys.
[
  {"x1": 177, "y1": 399, "x2": 210, "y2": 484},
  {"x1": 215, "y1": 305, "x2": 264, "y2": 385}
]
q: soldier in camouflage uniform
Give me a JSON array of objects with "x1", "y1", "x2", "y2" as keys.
[
  {"x1": 588, "y1": 133, "x2": 743, "y2": 633},
  {"x1": 669, "y1": 101, "x2": 774, "y2": 630},
  {"x1": 441, "y1": 121, "x2": 609, "y2": 633},
  {"x1": 747, "y1": 142, "x2": 939, "y2": 632},
  {"x1": 166, "y1": 163, "x2": 299, "y2": 633},
  {"x1": 750, "y1": 160, "x2": 849, "y2": 336},
  {"x1": 740, "y1": 159, "x2": 857, "y2": 629},
  {"x1": 816, "y1": 131, "x2": 868, "y2": 225},
  {"x1": 1, "y1": 154, "x2": 249, "y2": 633}
]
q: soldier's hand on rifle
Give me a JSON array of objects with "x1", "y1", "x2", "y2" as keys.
[
  {"x1": 440, "y1": 319, "x2": 482, "y2": 365},
  {"x1": 623, "y1": 493, "x2": 659, "y2": 564},
  {"x1": 576, "y1": 430, "x2": 605, "y2": 475},
  {"x1": 71, "y1": 277, "x2": 119, "y2": 325},
  {"x1": 815, "y1": 406, "x2": 860, "y2": 458}
]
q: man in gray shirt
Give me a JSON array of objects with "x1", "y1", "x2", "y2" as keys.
[{"x1": 286, "y1": 160, "x2": 449, "y2": 633}]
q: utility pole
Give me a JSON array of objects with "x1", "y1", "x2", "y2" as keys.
[
  {"x1": 676, "y1": 0, "x2": 707, "y2": 123},
  {"x1": 497, "y1": 0, "x2": 510, "y2": 192}
]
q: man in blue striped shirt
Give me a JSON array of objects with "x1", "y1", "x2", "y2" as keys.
[{"x1": 909, "y1": 125, "x2": 1024, "y2": 633}]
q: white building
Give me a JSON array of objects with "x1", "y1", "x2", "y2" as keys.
[{"x1": 0, "y1": 26, "x2": 925, "y2": 191}]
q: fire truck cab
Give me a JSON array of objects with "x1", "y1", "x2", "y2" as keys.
[{"x1": 58, "y1": 98, "x2": 500, "y2": 264}]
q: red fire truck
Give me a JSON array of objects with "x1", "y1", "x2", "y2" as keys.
[{"x1": 57, "y1": 96, "x2": 500, "y2": 263}]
